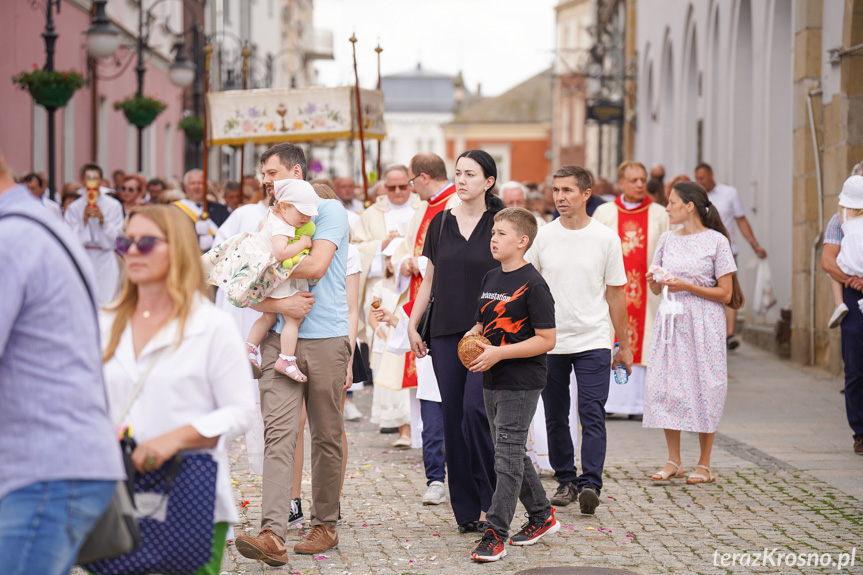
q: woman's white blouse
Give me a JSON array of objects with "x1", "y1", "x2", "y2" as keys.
[{"x1": 100, "y1": 295, "x2": 257, "y2": 524}]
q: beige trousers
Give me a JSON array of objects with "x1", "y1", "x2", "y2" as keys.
[{"x1": 258, "y1": 331, "x2": 350, "y2": 538}]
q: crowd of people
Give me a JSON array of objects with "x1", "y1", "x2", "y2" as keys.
[{"x1": 2, "y1": 138, "x2": 861, "y2": 572}]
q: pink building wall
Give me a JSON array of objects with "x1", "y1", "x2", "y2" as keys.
[{"x1": 0, "y1": 1, "x2": 187, "y2": 189}]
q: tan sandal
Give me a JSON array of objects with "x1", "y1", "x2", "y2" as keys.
[
  {"x1": 391, "y1": 435, "x2": 411, "y2": 449},
  {"x1": 686, "y1": 465, "x2": 715, "y2": 484},
  {"x1": 651, "y1": 460, "x2": 684, "y2": 481}
]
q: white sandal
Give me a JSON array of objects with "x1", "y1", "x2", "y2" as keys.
[
  {"x1": 246, "y1": 342, "x2": 263, "y2": 379},
  {"x1": 275, "y1": 354, "x2": 307, "y2": 383},
  {"x1": 686, "y1": 465, "x2": 715, "y2": 484},
  {"x1": 651, "y1": 460, "x2": 684, "y2": 481}
]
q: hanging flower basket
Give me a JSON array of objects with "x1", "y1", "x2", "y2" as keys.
[
  {"x1": 114, "y1": 95, "x2": 167, "y2": 128},
  {"x1": 178, "y1": 115, "x2": 204, "y2": 143},
  {"x1": 12, "y1": 68, "x2": 84, "y2": 109}
]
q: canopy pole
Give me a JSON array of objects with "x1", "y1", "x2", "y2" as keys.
[
  {"x1": 350, "y1": 33, "x2": 369, "y2": 203},
  {"x1": 375, "y1": 42, "x2": 383, "y2": 181},
  {"x1": 240, "y1": 41, "x2": 250, "y2": 185}
]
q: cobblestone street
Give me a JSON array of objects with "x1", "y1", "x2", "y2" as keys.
[{"x1": 217, "y1": 343, "x2": 862, "y2": 575}]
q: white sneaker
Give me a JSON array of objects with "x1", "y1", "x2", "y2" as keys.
[
  {"x1": 829, "y1": 303, "x2": 849, "y2": 329},
  {"x1": 422, "y1": 481, "x2": 447, "y2": 505},
  {"x1": 343, "y1": 401, "x2": 363, "y2": 421}
]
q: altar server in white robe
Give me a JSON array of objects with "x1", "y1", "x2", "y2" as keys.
[{"x1": 64, "y1": 163, "x2": 123, "y2": 307}]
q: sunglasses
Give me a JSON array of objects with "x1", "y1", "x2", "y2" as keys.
[
  {"x1": 115, "y1": 235, "x2": 165, "y2": 256},
  {"x1": 385, "y1": 184, "x2": 410, "y2": 192}
]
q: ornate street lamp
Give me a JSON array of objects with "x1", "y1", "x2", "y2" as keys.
[
  {"x1": 168, "y1": 37, "x2": 196, "y2": 88},
  {"x1": 86, "y1": 0, "x2": 197, "y2": 172},
  {"x1": 84, "y1": 0, "x2": 120, "y2": 59}
]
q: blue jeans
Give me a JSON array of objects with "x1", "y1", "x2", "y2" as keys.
[
  {"x1": 420, "y1": 399, "x2": 446, "y2": 484},
  {"x1": 543, "y1": 350, "x2": 610, "y2": 494},
  {"x1": 842, "y1": 286, "x2": 863, "y2": 438},
  {"x1": 0, "y1": 479, "x2": 115, "y2": 575},
  {"x1": 484, "y1": 388, "x2": 550, "y2": 539}
]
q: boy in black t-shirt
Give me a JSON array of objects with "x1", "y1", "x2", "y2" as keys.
[{"x1": 464, "y1": 207, "x2": 558, "y2": 563}]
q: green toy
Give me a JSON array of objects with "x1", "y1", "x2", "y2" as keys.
[{"x1": 282, "y1": 221, "x2": 316, "y2": 269}]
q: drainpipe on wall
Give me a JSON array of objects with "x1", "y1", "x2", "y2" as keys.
[{"x1": 806, "y1": 87, "x2": 823, "y2": 367}]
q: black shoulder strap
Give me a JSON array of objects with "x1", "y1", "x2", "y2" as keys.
[
  {"x1": 0, "y1": 212, "x2": 98, "y2": 310},
  {"x1": 429, "y1": 209, "x2": 448, "y2": 301}
]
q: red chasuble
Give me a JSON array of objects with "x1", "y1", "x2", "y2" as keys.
[
  {"x1": 402, "y1": 184, "x2": 457, "y2": 388},
  {"x1": 614, "y1": 195, "x2": 652, "y2": 364}
]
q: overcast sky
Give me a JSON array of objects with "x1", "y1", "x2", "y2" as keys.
[{"x1": 313, "y1": 0, "x2": 559, "y2": 96}]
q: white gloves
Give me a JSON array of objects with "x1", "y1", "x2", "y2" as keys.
[{"x1": 195, "y1": 219, "x2": 216, "y2": 251}]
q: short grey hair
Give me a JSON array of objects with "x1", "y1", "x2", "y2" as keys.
[
  {"x1": 852, "y1": 162, "x2": 863, "y2": 177},
  {"x1": 183, "y1": 169, "x2": 203, "y2": 187},
  {"x1": 383, "y1": 164, "x2": 409, "y2": 178},
  {"x1": 499, "y1": 181, "x2": 527, "y2": 197}
]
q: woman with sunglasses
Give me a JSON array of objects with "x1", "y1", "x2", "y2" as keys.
[
  {"x1": 117, "y1": 174, "x2": 147, "y2": 215},
  {"x1": 407, "y1": 150, "x2": 503, "y2": 533},
  {"x1": 102, "y1": 205, "x2": 256, "y2": 573}
]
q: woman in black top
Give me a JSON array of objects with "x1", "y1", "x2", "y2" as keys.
[{"x1": 409, "y1": 150, "x2": 502, "y2": 532}]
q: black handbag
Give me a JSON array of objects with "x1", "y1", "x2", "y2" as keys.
[
  {"x1": 351, "y1": 341, "x2": 370, "y2": 383},
  {"x1": 416, "y1": 209, "x2": 448, "y2": 353},
  {"x1": 0, "y1": 213, "x2": 142, "y2": 565}
]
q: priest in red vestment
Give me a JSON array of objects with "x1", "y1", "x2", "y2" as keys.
[{"x1": 594, "y1": 161, "x2": 669, "y2": 416}]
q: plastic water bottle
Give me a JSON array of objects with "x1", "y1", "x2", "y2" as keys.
[{"x1": 613, "y1": 343, "x2": 628, "y2": 385}]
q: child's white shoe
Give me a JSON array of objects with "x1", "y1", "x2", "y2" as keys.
[
  {"x1": 246, "y1": 342, "x2": 263, "y2": 379},
  {"x1": 829, "y1": 303, "x2": 849, "y2": 329}
]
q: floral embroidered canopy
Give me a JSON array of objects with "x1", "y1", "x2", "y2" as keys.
[{"x1": 206, "y1": 87, "x2": 385, "y2": 146}]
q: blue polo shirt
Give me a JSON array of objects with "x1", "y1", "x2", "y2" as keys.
[{"x1": 275, "y1": 197, "x2": 349, "y2": 339}]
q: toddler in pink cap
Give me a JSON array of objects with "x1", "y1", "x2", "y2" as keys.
[{"x1": 244, "y1": 178, "x2": 319, "y2": 381}]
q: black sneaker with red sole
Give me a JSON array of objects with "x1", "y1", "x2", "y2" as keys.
[
  {"x1": 471, "y1": 528, "x2": 507, "y2": 562},
  {"x1": 509, "y1": 507, "x2": 561, "y2": 546}
]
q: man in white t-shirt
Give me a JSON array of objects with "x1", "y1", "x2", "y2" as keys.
[
  {"x1": 525, "y1": 165, "x2": 632, "y2": 515},
  {"x1": 694, "y1": 163, "x2": 767, "y2": 349}
]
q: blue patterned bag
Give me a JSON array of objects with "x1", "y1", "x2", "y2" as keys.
[{"x1": 84, "y1": 452, "x2": 217, "y2": 575}]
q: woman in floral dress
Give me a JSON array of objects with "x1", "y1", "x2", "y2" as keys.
[{"x1": 643, "y1": 181, "x2": 744, "y2": 484}]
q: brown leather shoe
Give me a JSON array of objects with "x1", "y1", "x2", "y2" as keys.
[
  {"x1": 294, "y1": 524, "x2": 338, "y2": 554},
  {"x1": 235, "y1": 528, "x2": 287, "y2": 566},
  {"x1": 854, "y1": 435, "x2": 863, "y2": 455}
]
